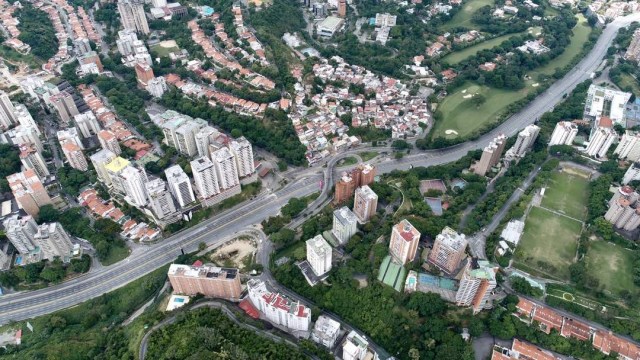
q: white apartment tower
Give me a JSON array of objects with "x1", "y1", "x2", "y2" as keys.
[
  {"x1": 428, "y1": 226, "x2": 468, "y2": 274},
  {"x1": 0, "y1": 91, "x2": 17, "y2": 129},
  {"x1": 194, "y1": 126, "x2": 219, "y2": 158},
  {"x1": 19, "y1": 144, "x2": 49, "y2": 179},
  {"x1": 146, "y1": 77, "x2": 168, "y2": 98},
  {"x1": 120, "y1": 165, "x2": 148, "y2": 207},
  {"x1": 34, "y1": 222, "x2": 74, "y2": 262},
  {"x1": 98, "y1": 130, "x2": 122, "y2": 155},
  {"x1": 229, "y1": 137, "x2": 255, "y2": 178},
  {"x1": 507, "y1": 125, "x2": 540, "y2": 158},
  {"x1": 57, "y1": 128, "x2": 84, "y2": 149},
  {"x1": 353, "y1": 185, "x2": 378, "y2": 223},
  {"x1": 145, "y1": 178, "x2": 178, "y2": 219},
  {"x1": 165, "y1": 165, "x2": 196, "y2": 208},
  {"x1": 117, "y1": 0, "x2": 150, "y2": 34},
  {"x1": 306, "y1": 235, "x2": 333, "y2": 276},
  {"x1": 455, "y1": 260, "x2": 498, "y2": 314},
  {"x1": 90, "y1": 149, "x2": 117, "y2": 185},
  {"x1": 615, "y1": 131, "x2": 640, "y2": 162},
  {"x1": 3, "y1": 216, "x2": 39, "y2": 254},
  {"x1": 50, "y1": 92, "x2": 79, "y2": 124},
  {"x1": 116, "y1": 30, "x2": 138, "y2": 56},
  {"x1": 73, "y1": 112, "x2": 101, "y2": 138},
  {"x1": 191, "y1": 156, "x2": 221, "y2": 201},
  {"x1": 585, "y1": 126, "x2": 616, "y2": 158},
  {"x1": 247, "y1": 279, "x2": 311, "y2": 332},
  {"x1": 213, "y1": 147, "x2": 240, "y2": 190},
  {"x1": 549, "y1": 121, "x2": 578, "y2": 146},
  {"x1": 332, "y1": 206, "x2": 358, "y2": 245},
  {"x1": 623, "y1": 162, "x2": 640, "y2": 185},
  {"x1": 61, "y1": 142, "x2": 89, "y2": 171}
]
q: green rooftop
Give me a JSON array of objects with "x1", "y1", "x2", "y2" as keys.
[{"x1": 378, "y1": 255, "x2": 406, "y2": 292}]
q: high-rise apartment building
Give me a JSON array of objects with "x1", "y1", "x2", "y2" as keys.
[
  {"x1": 229, "y1": 136, "x2": 255, "y2": 178},
  {"x1": 623, "y1": 162, "x2": 640, "y2": 185},
  {"x1": 7, "y1": 169, "x2": 53, "y2": 216},
  {"x1": 5, "y1": 125, "x2": 43, "y2": 152},
  {"x1": 168, "y1": 263, "x2": 242, "y2": 300},
  {"x1": 428, "y1": 226, "x2": 468, "y2": 274},
  {"x1": 311, "y1": 315, "x2": 341, "y2": 349},
  {"x1": 191, "y1": 156, "x2": 221, "y2": 202},
  {"x1": 19, "y1": 143, "x2": 49, "y2": 179},
  {"x1": 353, "y1": 185, "x2": 378, "y2": 223},
  {"x1": 332, "y1": 206, "x2": 358, "y2": 245},
  {"x1": 158, "y1": 112, "x2": 207, "y2": 157},
  {"x1": 342, "y1": 331, "x2": 379, "y2": 360},
  {"x1": 120, "y1": 165, "x2": 148, "y2": 207},
  {"x1": 147, "y1": 77, "x2": 168, "y2": 98},
  {"x1": 247, "y1": 279, "x2": 311, "y2": 331},
  {"x1": 145, "y1": 178, "x2": 178, "y2": 220},
  {"x1": 586, "y1": 124, "x2": 616, "y2": 159},
  {"x1": 351, "y1": 163, "x2": 376, "y2": 187},
  {"x1": 3, "y1": 216, "x2": 39, "y2": 254},
  {"x1": 605, "y1": 186, "x2": 640, "y2": 231},
  {"x1": 134, "y1": 62, "x2": 155, "y2": 86},
  {"x1": 337, "y1": 0, "x2": 347, "y2": 17},
  {"x1": 389, "y1": 219, "x2": 420, "y2": 265},
  {"x1": 61, "y1": 141, "x2": 89, "y2": 171},
  {"x1": 117, "y1": 0, "x2": 150, "y2": 34},
  {"x1": 455, "y1": 260, "x2": 498, "y2": 314},
  {"x1": 212, "y1": 147, "x2": 241, "y2": 191},
  {"x1": 583, "y1": 85, "x2": 631, "y2": 125},
  {"x1": 306, "y1": 235, "x2": 333, "y2": 276},
  {"x1": 98, "y1": 129, "x2": 122, "y2": 155},
  {"x1": 194, "y1": 126, "x2": 219, "y2": 158},
  {"x1": 165, "y1": 165, "x2": 196, "y2": 208},
  {"x1": 175, "y1": 120, "x2": 204, "y2": 157},
  {"x1": 90, "y1": 149, "x2": 117, "y2": 185},
  {"x1": 34, "y1": 222, "x2": 74, "y2": 262},
  {"x1": 474, "y1": 134, "x2": 507, "y2": 176},
  {"x1": 14, "y1": 104, "x2": 39, "y2": 134},
  {"x1": 57, "y1": 127, "x2": 84, "y2": 149},
  {"x1": 624, "y1": 29, "x2": 640, "y2": 63},
  {"x1": 549, "y1": 121, "x2": 578, "y2": 147},
  {"x1": 73, "y1": 112, "x2": 101, "y2": 138},
  {"x1": 50, "y1": 91, "x2": 79, "y2": 124},
  {"x1": 614, "y1": 131, "x2": 640, "y2": 162},
  {"x1": 0, "y1": 90, "x2": 17, "y2": 129},
  {"x1": 334, "y1": 173, "x2": 356, "y2": 204},
  {"x1": 116, "y1": 30, "x2": 138, "y2": 56},
  {"x1": 507, "y1": 125, "x2": 539, "y2": 158}
]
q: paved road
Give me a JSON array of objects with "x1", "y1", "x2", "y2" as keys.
[{"x1": 2, "y1": 14, "x2": 640, "y2": 326}]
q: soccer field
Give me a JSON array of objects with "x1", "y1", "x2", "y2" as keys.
[
  {"x1": 540, "y1": 169, "x2": 590, "y2": 220},
  {"x1": 585, "y1": 241, "x2": 638, "y2": 296},
  {"x1": 515, "y1": 207, "x2": 581, "y2": 280}
]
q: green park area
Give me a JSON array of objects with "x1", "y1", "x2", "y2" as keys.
[
  {"x1": 532, "y1": 14, "x2": 591, "y2": 77},
  {"x1": 539, "y1": 168, "x2": 590, "y2": 220},
  {"x1": 441, "y1": 0, "x2": 495, "y2": 30},
  {"x1": 432, "y1": 82, "x2": 531, "y2": 139},
  {"x1": 514, "y1": 207, "x2": 581, "y2": 280},
  {"x1": 150, "y1": 40, "x2": 180, "y2": 57},
  {"x1": 617, "y1": 72, "x2": 640, "y2": 95},
  {"x1": 584, "y1": 241, "x2": 638, "y2": 296},
  {"x1": 442, "y1": 33, "x2": 524, "y2": 65}
]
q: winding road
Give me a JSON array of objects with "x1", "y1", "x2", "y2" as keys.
[{"x1": 1, "y1": 13, "x2": 640, "y2": 326}]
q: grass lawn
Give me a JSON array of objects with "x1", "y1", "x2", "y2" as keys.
[
  {"x1": 540, "y1": 169, "x2": 589, "y2": 220},
  {"x1": 585, "y1": 241, "x2": 638, "y2": 296},
  {"x1": 432, "y1": 82, "x2": 531, "y2": 138},
  {"x1": 443, "y1": 32, "x2": 524, "y2": 65},
  {"x1": 338, "y1": 156, "x2": 359, "y2": 167},
  {"x1": 617, "y1": 72, "x2": 640, "y2": 95},
  {"x1": 441, "y1": 0, "x2": 495, "y2": 30},
  {"x1": 531, "y1": 14, "x2": 591, "y2": 77},
  {"x1": 515, "y1": 207, "x2": 581, "y2": 280},
  {"x1": 101, "y1": 245, "x2": 131, "y2": 266},
  {"x1": 150, "y1": 43, "x2": 180, "y2": 58},
  {"x1": 359, "y1": 151, "x2": 378, "y2": 162}
]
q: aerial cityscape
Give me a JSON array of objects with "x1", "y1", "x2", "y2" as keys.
[{"x1": 1, "y1": 0, "x2": 640, "y2": 358}]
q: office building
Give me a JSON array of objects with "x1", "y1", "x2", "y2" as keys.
[
  {"x1": 334, "y1": 173, "x2": 355, "y2": 204},
  {"x1": 507, "y1": 125, "x2": 539, "y2": 158},
  {"x1": 120, "y1": 165, "x2": 148, "y2": 207},
  {"x1": 229, "y1": 137, "x2": 255, "y2": 178},
  {"x1": 583, "y1": 85, "x2": 631, "y2": 125},
  {"x1": 19, "y1": 143, "x2": 49, "y2": 179},
  {"x1": 474, "y1": 134, "x2": 507, "y2": 176},
  {"x1": 147, "y1": 77, "x2": 168, "y2": 98},
  {"x1": 73, "y1": 112, "x2": 101, "y2": 138},
  {"x1": 7, "y1": 169, "x2": 53, "y2": 216},
  {"x1": 342, "y1": 331, "x2": 379, "y2": 360},
  {"x1": 135, "y1": 62, "x2": 154, "y2": 86},
  {"x1": 168, "y1": 263, "x2": 242, "y2": 300},
  {"x1": 3, "y1": 216, "x2": 39, "y2": 254},
  {"x1": 604, "y1": 186, "x2": 640, "y2": 231},
  {"x1": 311, "y1": 315, "x2": 341, "y2": 349},
  {"x1": 191, "y1": 156, "x2": 221, "y2": 202},
  {"x1": 165, "y1": 165, "x2": 196, "y2": 208},
  {"x1": 623, "y1": 162, "x2": 640, "y2": 185},
  {"x1": 624, "y1": 29, "x2": 640, "y2": 63},
  {"x1": 353, "y1": 185, "x2": 378, "y2": 223},
  {"x1": 306, "y1": 235, "x2": 332, "y2": 276},
  {"x1": 337, "y1": 0, "x2": 346, "y2": 17},
  {"x1": 61, "y1": 141, "x2": 88, "y2": 171},
  {"x1": 585, "y1": 123, "x2": 616, "y2": 158},
  {"x1": 332, "y1": 206, "x2": 358, "y2": 245},
  {"x1": 212, "y1": 147, "x2": 241, "y2": 191},
  {"x1": 34, "y1": 222, "x2": 74, "y2": 262},
  {"x1": 456, "y1": 260, "x2": 498, "y2": 314},
  {"x1": 549, "y1": 121, "x2": 578, "y2": 146},
  {"x1": 0, "y1": 90, "x2": 17, "y2": 129},
  {"x1": 194, "y1": 126, "x2": 219, "y2": 158},
  {"x1": 247, "y1": 279, "x2": 311, "y2": 332},
  {"x1": 389, "y1": 219, "x2": 420, "y2": 265},
  {"x1": 117, "y1": 0, "x2": 150, "y2": 34},
  {"x1": 50, "y1": 91, "x2": 79, "y2": 124},
  {"x1": 145, "y1": 178, "x2": 178, "y2": 220},
  {"x1": 98, "y1": 130, "x2": 122, "y2": 155},
  {"x1": 90, "y1": 149, "x2": 117, "y2": 185},
  {"x1": 428, "y1": 226, "x2": 468, "y2": 274},
  {"x1": 614, "y1": 131, "x2": 640, "y2": 162}
]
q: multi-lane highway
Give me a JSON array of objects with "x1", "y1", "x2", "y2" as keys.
[{"x1": 1, "y1": 13, "x2": 640, "y2": 325}]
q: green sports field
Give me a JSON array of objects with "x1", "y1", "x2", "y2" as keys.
[
  {"x1": 540, "y1": 169, "x2": 590, "y2": 220},
  {"x1": 585, "y1": 241, "x2": 638, "y2": 296}
]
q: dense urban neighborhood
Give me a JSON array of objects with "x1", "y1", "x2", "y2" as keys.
[{"x1": 2, "y1": 0, "x2": 640, "y2": 359}]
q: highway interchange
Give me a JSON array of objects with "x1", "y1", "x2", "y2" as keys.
[{"x1": 1, "y1": 13, "x2": 640, "y2": 326}]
